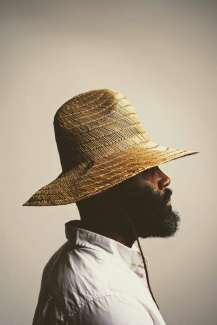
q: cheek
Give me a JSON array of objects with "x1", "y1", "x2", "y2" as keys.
[
  {"x1": 145, "y1": 178, "x2": 160, "y2": 192},
  {"x1": 118, "y1": 174, "x2": 159, "y2": 198},
  {"x1": 136, "y1": 178, "x2": 158, "y2": 193},
  {"x1": 130, "y1": 175, "x2": 153, "y2": 188}
]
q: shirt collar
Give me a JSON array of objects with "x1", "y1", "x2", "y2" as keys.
[{"x1": 65, "y1": 220, "x2": 147, "y2": 278}]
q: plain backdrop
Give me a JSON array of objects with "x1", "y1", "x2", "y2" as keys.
[{"x1": 1, "y1": 1, "x2": 217, "y2": 324}]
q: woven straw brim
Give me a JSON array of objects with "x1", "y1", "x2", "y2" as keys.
[{"x1": 22, "y1": 143, "x2": 199, "y2": 206}]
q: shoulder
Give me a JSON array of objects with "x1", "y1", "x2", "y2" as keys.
[
  {"x1": 37, "y1": 243, "x2": 156, "y2": 324},
  {"x1": 41, "y1": 241, "x2": 111, "y2": 312}
]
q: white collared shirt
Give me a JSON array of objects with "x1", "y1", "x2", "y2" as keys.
[{"x1": 32, "y1": 220, "x2": 166, "y2": 325}]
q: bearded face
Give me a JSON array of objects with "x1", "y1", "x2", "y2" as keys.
[
  {"x1": 115, "y1": 166, "x2": 180, "y2": 238},
  {"x1": 77, "y1": 166, "x2": 180, "y2": 242}
]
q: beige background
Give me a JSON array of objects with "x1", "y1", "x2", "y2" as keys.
[{"x1": 1, "y1": 1, "x2": 217, "y2": 324}]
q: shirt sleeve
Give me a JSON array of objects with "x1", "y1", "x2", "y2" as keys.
[{"x1": 72, "y1": 294, "x2": 154, "y2": 325}]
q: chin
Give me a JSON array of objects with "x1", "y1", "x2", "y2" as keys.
[
  {"x1": 158, "y1": 210, "x2": 181, "y2": 238},
  {"x1": 137, "y1": 208, "x2": 181, "y2": 239}
]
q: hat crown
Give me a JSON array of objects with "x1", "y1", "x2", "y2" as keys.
[{"x1": 53, "y1": 89, "x2": 149, "y2": 176}]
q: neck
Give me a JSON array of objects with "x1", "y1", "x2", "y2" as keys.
[{"x1": 77, "y1": 208, "x2": 136, "y2": 248}]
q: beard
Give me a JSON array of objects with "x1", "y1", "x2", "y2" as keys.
[{"x1": 122, "y1": 185, "x2": 181, "y2": 239}]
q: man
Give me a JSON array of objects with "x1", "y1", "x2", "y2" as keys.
[{"x1": 23, "y1": 89, "x2": 199, "y2": 324}]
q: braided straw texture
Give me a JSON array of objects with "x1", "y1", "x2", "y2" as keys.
[{"x1": 23, "y1": 89, "x2": 199, "y2": 206}]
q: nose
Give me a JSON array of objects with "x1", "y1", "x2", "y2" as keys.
[{"x1": 158, "y1": 171, "x2": 171, "y2": 190}]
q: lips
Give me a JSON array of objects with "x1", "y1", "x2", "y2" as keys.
[
  {"x1": 163, "y1": 188, "x2": 172, "y2": 204},
  {"x1": 163, "y1": 194, "x2": 172, "y2": 205}
]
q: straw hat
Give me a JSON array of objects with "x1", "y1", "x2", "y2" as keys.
[{"x1": 22, "y1": 88, "x2": 199, "y2": 206}]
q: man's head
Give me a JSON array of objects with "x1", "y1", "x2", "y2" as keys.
[{"x1": 77, "y1": 165, "x2": 180, "y2": 245}]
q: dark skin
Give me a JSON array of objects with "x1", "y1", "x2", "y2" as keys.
[{"x1": 76, "y1": 166, "x2": 180, "y2": 247}]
